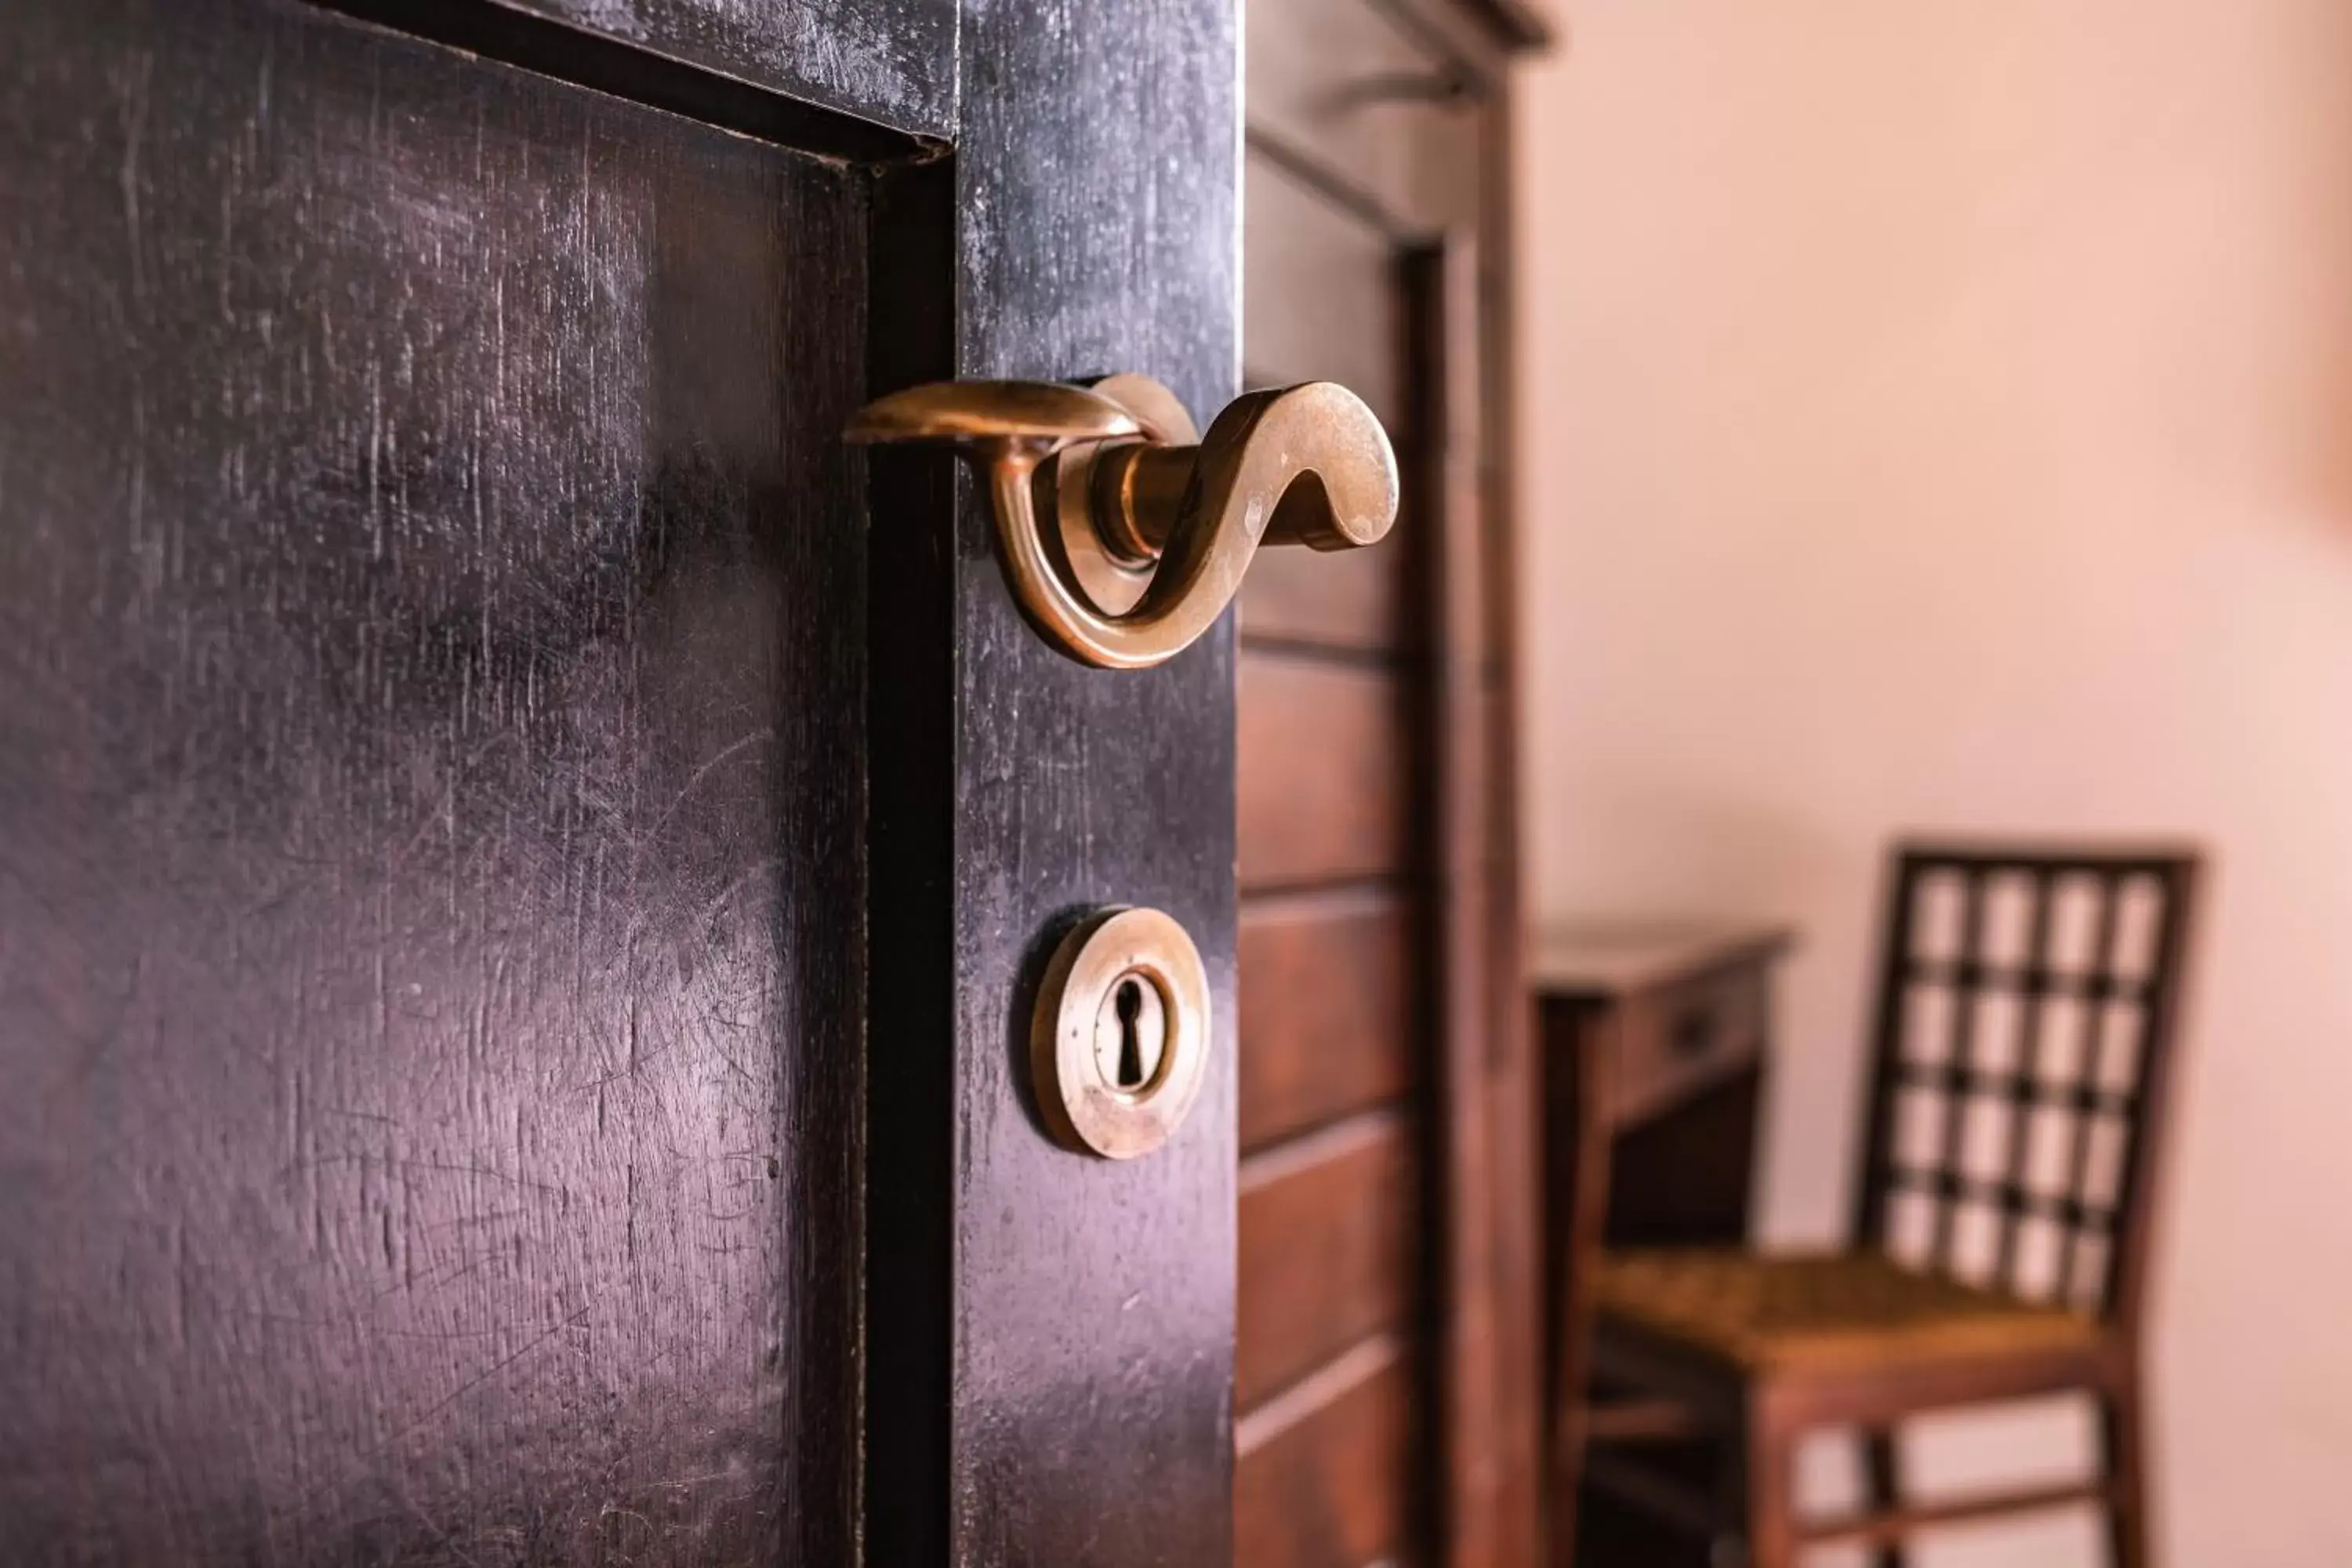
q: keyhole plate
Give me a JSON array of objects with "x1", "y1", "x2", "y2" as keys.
[{"x1": 1031, "y1": 906, "x2": 1211, "y2": 1159}]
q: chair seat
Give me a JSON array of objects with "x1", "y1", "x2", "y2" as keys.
[{"x1": 1595, "y1": 1248, "x2": 2103, "y2": 1376}]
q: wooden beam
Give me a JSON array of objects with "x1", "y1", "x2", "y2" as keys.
[
  {"x1": 1798, "y1": 1479, "x2": 2114, "y2": 1549},
  {"x1": 1580, "y1": 1399, "x2": 1705, "y2": 1445}
]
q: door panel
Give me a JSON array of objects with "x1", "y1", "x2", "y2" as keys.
[
  {"x1": 1240, "y1": 533, "x2": 1416, "y2": 652},
  {"x1": 1237, "y1": 1113, "x2": 1419, "y2": 1408},
  {"x1": 0, "y1": 0, "x2": 869, "y2": 1559},
  {"x1": 1243, "y1": 159, "x2": 1404, "y2": 430},
  {"x1": 1235, "y1": 1336, "x2": 1416, "y2": 1568},
  {"x1": 1238, "y1": 657, "x2": 1412, "y2": 891},
  {"x1": 1239, "y1": 893, "x2": 1417, "y2": 1151},
  {"x1": 1, "y1": 0, "x2": 1241, "y2": 1562}
]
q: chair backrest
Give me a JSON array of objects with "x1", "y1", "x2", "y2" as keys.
[{"x1": 1852, "y1": 843, "x2": 2201, "y2": 1329}]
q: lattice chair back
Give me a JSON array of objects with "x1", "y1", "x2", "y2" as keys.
[{"x1": 1852, "y1": 844, "x2": 2200, "y2": 1328}]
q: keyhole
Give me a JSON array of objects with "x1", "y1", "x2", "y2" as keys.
[
  {"x1": 1113, "y1": 978, "x2": 1147, "y2": 1089},
  {"x1": 1093, "y1": 971, "x2": 1167, "y2": 1095}
]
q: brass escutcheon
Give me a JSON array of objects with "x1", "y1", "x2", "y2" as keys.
[
  {"x1": 1030, "y1": 906, "x2": 1211, "y2": 1160},
  {"x1": 845, "y1": 373, "x2": 1398, "y2": 670}
]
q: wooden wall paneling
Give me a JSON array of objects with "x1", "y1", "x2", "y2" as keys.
[
  {"x1": 1240, "y1": 891, "x2": 1419, "y2": 1152},
  {"x1": 1237, "y1": 6, "x2": 1543, "y2": 1565},
  {"x1": 1240, "y1": 529, "x2": 1417, "y2": 655},
  {"x1": 1238, "y1": 655, "x2": 1413, "y2": 891},
  {"x1": 1236, "y1": 1336, "x2": 1419, "y2": 1568},
  {"x1": 1236, "y1": 78, "x2": 1425, "y2": 1555},
  {"x1": 1245, "y1": 0, "x2": 1488, "y2": 230},
  {"x1": 1240, "y1": 2, "x2": 1436, "y2": 659},
  {"x1": 1242, "y1": 147, "x2": 1421, "y2": 658},
  {"x1": 1243, "y1": 151, "x2": 1406, "y2": 430},
  {"x1": 1237, "y1": 1112, "x2": 1420, "y2": 1409}
]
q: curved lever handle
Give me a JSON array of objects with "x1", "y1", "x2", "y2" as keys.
[{"x1": 846, "y1": 374, "x2": 1399, "y2": 670}]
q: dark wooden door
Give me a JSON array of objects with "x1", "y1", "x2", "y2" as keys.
[{"x1": 0, "y1": 2, "x2": 1234, "y2": 1563}]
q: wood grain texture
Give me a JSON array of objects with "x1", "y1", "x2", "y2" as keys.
[
  {"x1": 1237, "y1": 1114, "x2": 1419, "y2": 1410},
  {"x1": 492, "y1": 0, "x2": 954, "y2": 136},
  {"x1": 0, "y1": 0, "x2": 873, "y2": 1559},
  {"x1": 1236, "y1": 1337, "x2": 1417, "y2": 1568},
  {"x1": 1239, "y1": 891, "x2": 1418, "y2": 1152},
  {"x1": 862, "y1": 0, "x2": 1243, "y2": 1561},
  {"x1": 1238, "y1": 653, "x2": 1411, "y2": 891}
]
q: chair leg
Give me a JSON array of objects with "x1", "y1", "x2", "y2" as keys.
[
  {"x1": 1861, "y1": 1428, "x2": 1905, "y2": 1568},
  {"x1": 1732, "y1": 1398, "x2": 1798, "y2": 1568},
  {"x1": 2101, "y1": 1386, "x2": 2154, "y2": 1568}
]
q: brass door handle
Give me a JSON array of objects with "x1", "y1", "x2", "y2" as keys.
[{"x1": 847, "y1": 373, "x2": 1398, "y2": 670}]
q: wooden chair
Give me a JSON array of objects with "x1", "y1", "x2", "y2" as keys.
[{"x1": 1573, "y1": 844, "x2": 2201, "y2": 1566}]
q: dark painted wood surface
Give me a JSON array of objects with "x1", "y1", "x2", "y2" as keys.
[
  {"x1": 5, "y1": 0, "x2": 1237, "y2": 1560},
  {"x1": 862, "y1": 0, "x2": 1243, "y2": 1563},
  {"x1": 493, "y1": 0, "x2": 953, "y2": 136},
  {"x1": 0, "y1": 0, "x2": 876, "y2": 1561}
]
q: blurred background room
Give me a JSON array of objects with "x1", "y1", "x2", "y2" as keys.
[
  {"x1": 1512, "y1": 3, "x2": 2352, "y2": 1564},
  {"x1": 1236, "y1": 1, "x2": 2352, "y2": 1566}
]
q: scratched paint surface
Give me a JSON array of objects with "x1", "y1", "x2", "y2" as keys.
[
  {"x1": 0, "y1": 1, "x2": 867, "y2": 1560},
  {"x1": 506, "y1": 0, "x2": 956, "y2": 137},
  {"x1": 931, "y1": 0, "x2": 1240, "y2": 1560}
]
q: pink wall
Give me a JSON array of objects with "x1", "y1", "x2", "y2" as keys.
[{"x1": 1514, "y1": 3, "x2": 2352, "y2": 1562}]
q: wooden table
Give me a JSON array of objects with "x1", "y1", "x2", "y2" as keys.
[{"x1": 1532, "y1": 920, "x2": 1795, "y2": 1566}]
